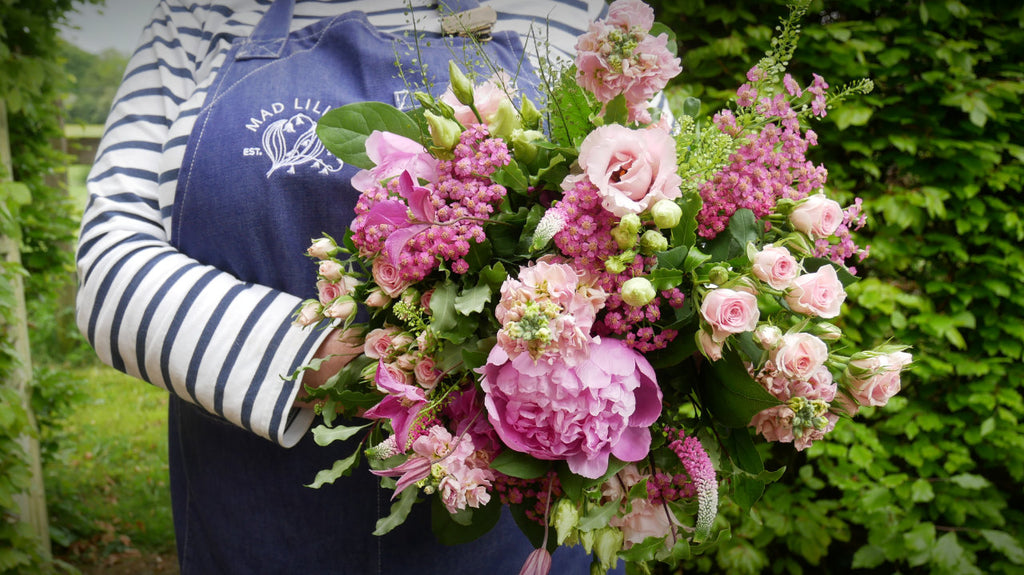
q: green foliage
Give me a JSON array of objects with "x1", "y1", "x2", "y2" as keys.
[
  {"x1": 60, "y1": 43, "x2": 128, "y2": 125},
  {"x1": 2, "y1": 0, "x2": 104, "y2": 571},
  {"x1": 650, "y1": 0, "x2": 1024, "y2": 572}
]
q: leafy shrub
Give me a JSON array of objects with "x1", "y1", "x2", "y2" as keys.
[{"x1": 649, "y1": 0, "x2": 1024, "y2": 572}]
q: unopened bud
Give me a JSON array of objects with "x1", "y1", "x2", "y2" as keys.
[
  {"x1": 753, "y1": 324, "x2": 783, "y2": 350},
  {"x1": 708, "y1": 266, "x2": 729, "y2": 286},
  {"x1": 520, "y1": 96, "x2": 542, "y2": 130},
  {"x1": 424, "y1": 110, "x2": 462, "y2": 150},
  {"x1": 448, "y1": 61, "x2": 474, "y2": 106},
  {"x1": 650, "y1": 199, "x2": 682, "y2": 229},
  {"x1": 621, "y1": 277, "x2": 656, "y2": 307},
  {"x1": 551, "y1": 499, "x2": 580, "y2": 545},
  {"x1": 639, "y1": 229, "x2": 668, "y2": 254},
  {"x1": 813, "y1": 322, "x2": 843, "y2": 341},
  {"x1": 488, "y1": 98, "x2": 521, "y2": 139},
  {"x1": 307, "y1": 237, "x2": 338, "y2": 260},
  {"x1": 593, "y1": 527, "x2": 624, "y2": 571}
]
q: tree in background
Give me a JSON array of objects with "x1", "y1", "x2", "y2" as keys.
[
  {"x1": 649, "y1": 0, "x2": 1024, "y2": 573},
  {"x1": 61, "y1": 43, "x2": 127, "y2": 126}
]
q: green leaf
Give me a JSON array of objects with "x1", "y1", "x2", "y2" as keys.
[
  {"x1": 311, "y1": 422, "x2": 372, "y2": 447},
  {"x1": 707, "y1": 209, "x2": 758, "y2": 262},
  {"x1": 648, "y1": 268, "x2": 683, "y2": 291},
  {"x1": 490, "y1": 449, "x2": 551, "y2": 479},
  {"x1": 603, "y1": 94, "x2": 629, "y2": 125},
  {"x1": 579, "y1": 499, "x2": 621, "y2": 531},
  {"x1": 306, "y1": 449, "x2": 362, "y2": 489},
  {"x1": 949, "y1": 473, "x2": 990, "y2": 490},
  {"x1": 851, "y1": 545, "x2": 887, "y2": 569},
  {"x1": 657, "y1": 245, "x2": 688, "y2": 269},
  {"x1": 492, "y1": 160, "x2": 530, "y2": 193},
  {"x1": 431, "y1": 495, "x2": 502, "y2": 545},
  {"x1": 373, "y1": 486, "x2": 418, "y2": 535},
  {"x1": 454, "y1": 283, "x2": 492, "y2": 315},
  {"x1": 429, "y1": 280, "x2": 472, "y2": 344},
  {"x1": 732, "y1": 475, "x2": 765, "y2": 512},
  {"x1": 723, "y1": 427, "x2": 763, "y2": 475},
  {"x1": 316, "y1": 102, "x2": 421, "y2": 169},
  {"x1": 699, "y1": 350, "x2": 780, "y2": 428},
  {"x1": 980, "y1": 529, "x2": 1024, "y2": 564}
]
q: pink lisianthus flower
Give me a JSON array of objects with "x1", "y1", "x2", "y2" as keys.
[
  {"x1": 440, "y1": 71, "x2": 516, "y2": 127},
  {"x1": 351, "y1": 131, "x2": 438, "y2": 192},
  {"x1": 495, "y1": 259, "x2": 606, "y2": 365},
  {"x1": 567, "y1": 124, "x2": 682, "y2": 218},
  {"x1": 479, "y1": 338, "x2": 663, "y2": 479},
  {"x1": 699, "y1": 288, "x2": 760, "y2": 343},
  {"x1": 751, "y1": 245, "x2": 799, "y2": 290},
  {"x1": 786, "y1": 264, "x2": 847, "y2": 319}
]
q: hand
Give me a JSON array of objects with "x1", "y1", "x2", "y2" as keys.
[{"x1": 296, "y1": 328, "x2": 363, "y2": 407}]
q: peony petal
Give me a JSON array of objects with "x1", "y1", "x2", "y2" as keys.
[
  {"x1": 567, "y1": 450, "x2": 611, "y2": 479},
  {"x1": 610, "y1": 425, "x2": 651, "y2": 463}
]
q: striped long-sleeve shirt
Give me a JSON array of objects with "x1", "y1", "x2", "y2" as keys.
[{"x1": 75, "y1": 0, "x2": 608, "y2": 447}]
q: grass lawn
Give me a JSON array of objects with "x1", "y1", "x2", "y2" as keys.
[{"x1": 44, "y1": 364, "x2": 177, "y2": 570}]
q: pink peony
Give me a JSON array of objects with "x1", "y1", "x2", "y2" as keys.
[
  {"x1": 786, "y1": 265, "x2": 846, "y2": 319},
  {"x1": 699, "y1": 288, "x2": 760, "y2": 343},
  {"x1": 479, "y1": 338, "x2": 663, "y2": 479},
  {"x1": 751, "y1": 245, "x2": 799, "y2": 290},
  {"x1": 846, "y1": 350, "x2": 912, "y2": 407},
  {"x1": 605, "y1": 0, "x2": 655, "y2": 29},
  {"x1": 569, "y1": 124, "x2": 682, "y2": 218},
  {"x1": 771, "y1": 333, "x2": 829, "y2": 381},
  {"x1": 789, "y1": 194, "x2": 844, "y2": 238},
  {"x1": 351, "y1": 131, "x2": 438, "y2": 192}
]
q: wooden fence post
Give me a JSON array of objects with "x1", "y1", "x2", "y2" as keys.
[{"x1": 0, "y1": 98, "x2": 52, "y2": 560}]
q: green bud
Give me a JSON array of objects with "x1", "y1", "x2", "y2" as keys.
[
  {"x1": 774, "y1": 197, "x2": 797, "y2": 216},
  {"x1": 511, "y1": 129, "x2": 543, "y2": 165},
  {"x1": 618, "y1": 213, "x2": 642, "y2": 236},
  {"x1": 639, "y1": 229, "x2": 668, "y2": 254},
  {"x1": 552, "y1": 498, "x2": 580, "y2": 546},
  {"x1": 650, "y1": 199, "x2": 682, "y2": 229},
  {"x1": 621, "y1": 277, "x2": 656, "y2": 307},
  {"x1": 424, "y1": 110, "x2": 462, "y2": 150},
  {"x1": 520, "y1": 96, "x2": 542, "y2": 130},
  {"x1": 813, "y1": 322, "x2": 843, "y2": 342},
  {"x1": 593, "y1": 527, "x2": 624, "y2": 571},
  {"x1": 487, "y1": 98, "x2": 521, "y2": 140},
  {"x1": 448, "y1": 61, "x2": 475, "y2": 106},
  {"x1": 611, "y1": 224, "x2": 638, "y2": 250},
  {"x1": 708, "y1": 266, "x2": 729, "y2": 286},
  {"x1": 604, "y1": 250, "x2": 636, "y2": 275},
  {"x1": 579, "y1": 529, "x2": 595, "y2": 554}
]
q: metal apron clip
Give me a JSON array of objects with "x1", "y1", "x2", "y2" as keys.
[{"x1": 441, "y1": 6, "x2": 497, "y2": 42}]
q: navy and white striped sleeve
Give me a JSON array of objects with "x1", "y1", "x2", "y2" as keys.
[{"x1": 75, "y1": 0, "x2": 328, "y2": 448}]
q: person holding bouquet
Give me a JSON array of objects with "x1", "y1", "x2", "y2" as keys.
[{"x1": 74, "y1": 0, "x2": 616, "y2": 573}]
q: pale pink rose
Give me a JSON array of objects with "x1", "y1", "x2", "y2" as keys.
[
  {"x1": 751, "y1": 245, "x2": 799, "y2": 290},
  {"x1": 365, "y1": 288, "x2": 391, "y2": 308},
  {"x1": 700, "y1": 288, "x2": 760, "y2": 343},
  {"x1": 772, "y1": 333, "x2": 829, "y2": 381},
  {"x1": 395, "y1": 353, "x2": 416, "y2": 373},
  {"x1": 847, "y1": 351, "x2": 912, "y2": 407},
  {"x1": 753, "y1": 324, "x2": 783, "y2": 350},
  {"x1": 380, "y1": 361, "x2": 413, "y2": 387},
  {"x1": 789, "y1": 366, "x2": 836, "y2": 402},
  {"x1": 610, "y1": 498, "x2": 677, "y2": 550},
  {"x1": 307, "y1": 237, "x2": 337, "y2": 260},
  {"x1": 600, "y1": 463, "x2": 644, "y2": 501},
  {"x1": 571, "y1": 124, "x2": 682, "y2": 217},
  {"x1": 440, "y1": 71, "x2": 516, "y2": 127},
  {"x1": 605, "y1": 0, "x2": 655, "y2": 30},
  {"x1": 364, "y1": 327, "x2": 401, "y2": 360},
  {"x1": 786, "y1": 265, "x2": 846, "y2": 319},
  {"x1": 696, "y1": 330, "x2": 723, "y2": 361},
  {"x1": 351, "y1": 131, "x2": 438, "y2": 192},
  {"x1": 317, "y1": 279, "x2": 343, "y2": 305},
  {"x1": 413, "y1": 356, "x2": 442, "y2": 390},
  {"x1": 372, "y1": 257, "x2": 411, "y2": 298},
  {"x1": 323, "y1": 297, "x2": 356, "y2": 320},
  {"x1": 790, "y1": 194, "x2": 844, "y2": 238},
  {"x1": 294, "y1": 300, "x2": 322, "y2": 326},
  {"x1": 318, "y1": 260, "x2": 344, "y2": 281},
  {"x1": 420, "y1": 289, "x2": 434, "y2": 313}
]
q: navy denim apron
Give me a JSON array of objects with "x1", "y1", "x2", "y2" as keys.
[{"x1": 168, "y1": 0, "x2": 615, "y2": 573}]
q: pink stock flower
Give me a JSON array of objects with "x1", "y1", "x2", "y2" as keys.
[
  {"x1": 846, "y1": 350, "x2": 912, "y2": 407},
  {"x1": 570, "y1": 124, "x2": 682, "y2": 218},
  {"x1": 771, "y1": 333, "x2": 829, "y2": 381},
  {"x1": 786, "y1": 265, "x2": 846, "y2": 319},
  {"x1": 751, "y1": 245, "x2": 799, "y2": 290},
  {"x1": 351, "y1": 131, "x2": 438, "y2": 192},
  {"x1": 790, "y1": 194, "x2": 844, "y2": 238},
  {"x1": 480, "y1": 338, "x2": 663, "y2": 479},
  {"x1": 700, "y1": 288, "x2": 760, "y2": 343},
  {"x1": 605, "y1": 0, "x2": 655, "y2": 29},
  {"x1": 440, "y1": 71, "x2": 516, "y2": 127}
]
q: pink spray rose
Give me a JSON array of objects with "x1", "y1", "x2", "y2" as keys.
[
  {"x1": 569, "y1": 124, "x2": 682, "y2": 218},
  {"x1": 363, "y1": 326, "x2": 401, "y2": 360},
  {"x1": 696, "y1": 330, "x2": 723, "y2": 361},
  {"x1": 372, "y1": 256, "x2": 411, "y2": 298},
  {"x1": 700, "y1": 288, "x2": 760, "y2": 343},
  {"x1": 317, "y1": 279, "x2": 343, "y2": 305},
  {"x1": 771, "y1": 333, "x2": 829, "y2": 381},
  {"x1": 751, "y1": 245, "x2": 799, "y2": 290},
  {"x1": 846, "y1": 350, "x2": 912, "y2": 407},
  {"x1": 789, "y1": 194, "x2": 844, "y2": 238},
  {"x1": 786, "y1": 264, "x2": 846, "y2": 319},
  {"x1": 480, "y1": 338, "x2": 662, "y2": 479}
]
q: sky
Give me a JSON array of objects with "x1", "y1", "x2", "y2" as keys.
[{"x1": 60, "y1": 0, "x2": 159, "y2": 55}]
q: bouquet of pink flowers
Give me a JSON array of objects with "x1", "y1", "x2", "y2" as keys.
[{"x1": 295, "y1": 1, "x2": 909, "y2": 572}]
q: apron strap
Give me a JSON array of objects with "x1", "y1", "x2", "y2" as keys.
[{"x1": 237, "y1": 0, "x2": 487, "y2": 61}]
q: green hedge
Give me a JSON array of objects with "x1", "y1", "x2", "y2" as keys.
[{"x1": 649, "y1": 0, "x2": 1024, "y2": 572}]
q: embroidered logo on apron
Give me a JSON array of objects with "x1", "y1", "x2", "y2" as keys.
[{"x1": 243, "y1": 98, "x2": 343, "y2": 177}]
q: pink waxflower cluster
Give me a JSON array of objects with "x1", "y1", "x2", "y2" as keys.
[
  {"x1": 495, "y1": 259, "x2": 607, "y2": 365},
  {"x1": 551, "y1": 179, "x2": 678, "y2": 352},
  {"x1": 574, "y1": 0, "x2": 682, "y2": 123},
  {"x1": 350, "y1": 125, "x2": 510, "y2": 287}
]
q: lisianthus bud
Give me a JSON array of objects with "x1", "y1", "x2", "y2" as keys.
[
  {"x1": 639, "y1": 229, "x2": 668, "y2": 254},
  {"x1": 611, "y1": 224, "x2": 638, "y2": 250},
  {"x1": 618, "y1": 213, "x2": 642, "y2": 236},
  {"x1": 307, "y1": 237, "x2": 337, "y2": 260},
  {"x1": 488, "y1": 98, "x2": 521, "y2": 140},
  {"x1": 621, "y1": 277, "x2": 656, "y2": 307},
  {"x1": 708, "y1": 266, "x2": 729, "y2": 286},
  {"x1": 753, "y1": 324, "x2": 783, "y2": 350},
  {"x1": 448, "y1": 61, "x2": 474, "y2": 106},
  {"x1": 520, "y1": 96, "x2": 542, "y2": 130},
  {"x1": 650, "y1": 199, "x2": 682, "y2": 229},
  {"x1": 552, "y1": 498, "x2": 580, "y2": 545},
  {"x1": 592, "y1": 527, "x2": 624, "y2": 572},
  {"x1": 511, "y1": 129, "x2": 544, "y2": 164},
  {"x1": 424, "y1": 110, "x2": 462, "y2": 150}
]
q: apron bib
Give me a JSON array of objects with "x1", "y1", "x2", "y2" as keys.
[{"x1": 166, "y1": 1, "x2": 600, "y2": 573}]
